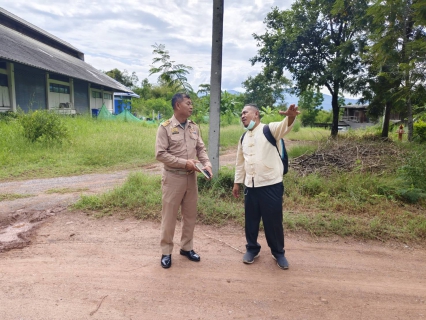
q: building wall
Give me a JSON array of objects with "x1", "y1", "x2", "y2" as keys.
[
  {"x1": 90, "y1": 88, "x2": 113, "y2": 113},
  {"x1": 14, "y1": 63, "x2": 46, "y2": 112},
  {"x1": 3, "y1": 62, "x2": 118, "y2": 115},
  {"x1": 74, "y1": 79, "x2": 89, "y2": 114}
]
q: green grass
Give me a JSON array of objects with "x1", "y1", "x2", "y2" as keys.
[
  {"x1": 45, "y1": 187, "x2": 89, "y2": 194},
  {"x1": 286, "y1": 127, "x2": 330, "y2": 141},
  {"x1": 0, "y1": 117, "x2": 330, "y2": 181},
  {"x1": 73, "y1": 167, "x2": 244, "y2": 225},
  {"x1": 0, "y1": 193, "x2": 33, "y2": 201},
  {"x1": 3, "y1": 114, "x2": 426, "y2": 243},
  {"x1": 73, "y1": 163, "x2": 426, "y2": 243},
  {"x1": 0, "y1": 116, "x2": 158, "y2": 180}
]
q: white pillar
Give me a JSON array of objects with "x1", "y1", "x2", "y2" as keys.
[
  {"x1": 45, "y1": 72, "x2": 50, "y2": 110},
  {"x1": 7, "y1": 62, "x2": 16, "y2": 112},
  {"x1": 70, "y1": 78, "x2": 74, "y2": 108}
]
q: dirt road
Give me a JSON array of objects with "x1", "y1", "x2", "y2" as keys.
[{"x1": 1, "y1": 147, "x2": 426, "y2": 319}]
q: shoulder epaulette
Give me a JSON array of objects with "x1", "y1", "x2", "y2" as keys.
[
  {"x1": 189, "y1": 119, "x2": 197, "y2": 125},
  {"x1": 161, "y1": 119, "x2": 171, "y2": 127}
]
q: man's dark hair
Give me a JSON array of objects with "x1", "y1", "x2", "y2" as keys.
[{"x1": 172, "y1": 93, "x2": 191, "y2": 109}]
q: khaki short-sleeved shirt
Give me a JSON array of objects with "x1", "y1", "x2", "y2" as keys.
[{"x1": 155, "y1": 115, "x2": 211, "y2": 170}]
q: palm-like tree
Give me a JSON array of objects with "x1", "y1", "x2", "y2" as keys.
[{"x1": 149, "y1": 43, "x2": 193, "y2": 93}]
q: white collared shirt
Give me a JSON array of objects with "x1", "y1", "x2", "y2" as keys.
[{"x1": 234, "y1": 117, "x2": 294, "y2": 188}]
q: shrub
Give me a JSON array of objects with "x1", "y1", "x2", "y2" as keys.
[
  {"x1": 198, "y1": 166, "x2": 235, "y2": 198},
  {"x1": 0, "y1": 111, "x2": 19, "y2": 123},
  {"x1": 292, "y1": 119, "x2": 301, "y2": 132},
  {"x1": 398, "y1": 149, "x2": 426, "y2": 192},
  {"x1": 299, "y1": 173, "x2": 324, "y2": 196},
  {"x1": 18, "y1": 110, "x2": 69, "y2": 144},
  {"x1": 396, "y1": 188, "x2": 426, "y2": 204},
  {"x1": 414, "y1": 120, "x2": 426, "y2": 143}
]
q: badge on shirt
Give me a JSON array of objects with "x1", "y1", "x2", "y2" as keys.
[{"x1": 171, "y1": 127, "x2": 179, "y2": 135}]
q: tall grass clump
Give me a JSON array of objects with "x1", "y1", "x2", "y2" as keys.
[
  {"x1": 74, "y1": 167, "x2": 244, "y2": 226},
  {"x1": 396, "y1": 144, "x2": 426, "y2": 203},
  {"x1": 197, "y1": 166, "x2": 244, "y2": 226},
  {"x1": 74, "y1": 172, "x2": 162, "y2": 219}
]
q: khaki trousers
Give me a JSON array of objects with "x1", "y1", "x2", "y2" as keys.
[{"x1": 160, "y1": 170, "x2": 198, "y2": 255}]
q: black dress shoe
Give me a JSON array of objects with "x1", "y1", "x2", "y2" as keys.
[
  {"x1": 161, "y1": 254, "x2": 172, "y2": 268},
  {"x1": 180, "y1": 249, "x2": 200, "y2": 262}
]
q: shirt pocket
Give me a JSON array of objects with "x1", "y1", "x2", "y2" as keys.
[
  {"x1": 170, "y1": 133, "x2": 184, "y2": 148},
  {"x1": 188, "y1": 131, "x2": 198, "y2": 148}
]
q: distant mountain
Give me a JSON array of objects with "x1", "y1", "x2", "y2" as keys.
[
  {"x1": 284, "y1": 93, "x2": 360, "y2": 111},
  {"x1": 226, "y1": 89, "x2": 242, "y2": 95}
]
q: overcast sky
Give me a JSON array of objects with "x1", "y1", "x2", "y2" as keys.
[{"x1": 1, "y1": 0, "x2": 295, "y2": 93}]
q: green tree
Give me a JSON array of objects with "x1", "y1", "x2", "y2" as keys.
[
  {"x1": 105, "y1": 68, "x2": 139, "y2": 89},
  {"x1": 197, "y1": 84, "x2": 211, "y2": 97},
  {"x1": 366, "y1": 0, "x2": 426, "y2": 141},
  {"x1": 354, "y1": 60, "x2": 403, "y2": 137},
  {"x1": 149, "y1": 43, "x2": 193, "y2": 93},
  {"x1": 242, "y1": 71, "x2": 291, "y2": 108},
  {"x1": 316, "y1": 110, "x2": 333, "y2": 123},
  {"x1": 133, "y1": 78, "x2": 153, "y2": 100},
  {"x1": 298, "y1": 88, "x2": 324, "y2": 127},
  {"x1": 251, "y1": 1, "x2": 369, "y2": 137}
]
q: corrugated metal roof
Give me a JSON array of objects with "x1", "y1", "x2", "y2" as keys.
[
  {"x1": 0, "y1": 7, "x2": 83, "y2": 55},
  {"x1": 0, "y1": 24, "x2": 132, "y2": 93}
]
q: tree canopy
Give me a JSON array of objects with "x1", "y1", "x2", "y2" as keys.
[
  {"x1": 365, "y1": 0, "x2": 426, "y2": 140},
  {"x1": 105, "y1": 68, "x2": 139, "y2": 89},
  {"x1": 242, "y1": 71, "x2": 290, "y2": 108},
  {"x1": 251, "y1": 0, "x2": 369, "y2": 136},
  {"x1": 149, "y1": 43, "x2": 193, "y2": 93}
]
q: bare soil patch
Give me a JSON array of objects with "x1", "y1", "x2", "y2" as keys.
[{"x1": 1, "y1": 144, "x2": 426, "y2": 319}]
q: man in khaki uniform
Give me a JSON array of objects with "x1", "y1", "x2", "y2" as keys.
[{"x1": 155, "y1": 92, "x2": 212, "y2": 269}]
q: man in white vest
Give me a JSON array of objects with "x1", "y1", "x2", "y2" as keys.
[{"x1": 232, "y1": 103, "x2": 299, "y2": 270}]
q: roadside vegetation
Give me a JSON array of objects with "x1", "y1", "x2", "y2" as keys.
[
  {"x1": 73, "y1": 133, "x2": 426, "y2": 243},
  {"x1": 0, "y1": 113, "x2": 327, "y2": 181},
  {"x1": 64, "y1": 121, "x2": 425, "y2": 243},
  {"x1": 2, "y1": 100, "x2": 426, "y2": 243}
]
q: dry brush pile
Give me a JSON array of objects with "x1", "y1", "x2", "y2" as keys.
[{"x1": 290, "y1": 136, "x2": 404, "y2": 177}]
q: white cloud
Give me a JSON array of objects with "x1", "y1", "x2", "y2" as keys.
[{"x1": 2, "y1": 0, "x2": 293, "y2": 91}]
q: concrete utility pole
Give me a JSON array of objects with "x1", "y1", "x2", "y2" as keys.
[{"x1": 208, "y1": 0, "x2": 224, "y2": 176}]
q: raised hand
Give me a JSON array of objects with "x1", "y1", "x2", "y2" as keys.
[{"x1": 279, "y1": 104, "x2": 300, "y2": 117}]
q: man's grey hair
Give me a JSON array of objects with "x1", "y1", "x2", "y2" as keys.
[{"x1": 244, "y1": 103, "x2": 259, "y2": 111}]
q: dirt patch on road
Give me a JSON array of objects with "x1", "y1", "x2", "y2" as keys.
[{"x1": 1, "y1": 210, "x2": 425, "y2": 319}]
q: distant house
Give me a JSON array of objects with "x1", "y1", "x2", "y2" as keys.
[
  {"x1": 0, "y1": 7, "x2": 136, "y2": 115},
  {"x1": 341, "y1": 105, "x2": 369, "y2": 123},
  {"x1": 340, "y1": 104, "x2": 406, "y2": 130}
]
